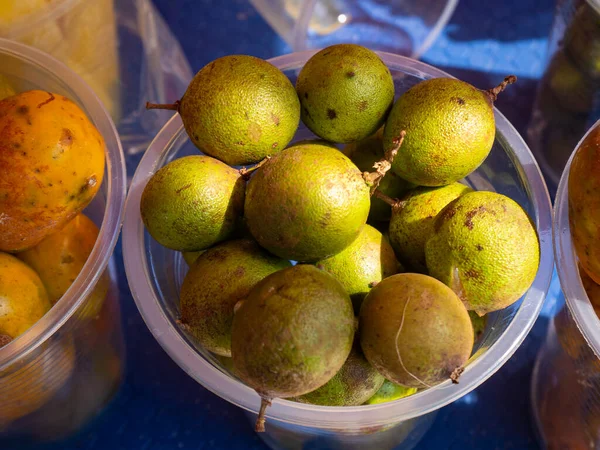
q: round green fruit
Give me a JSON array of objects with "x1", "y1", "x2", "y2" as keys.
[
  {"x1": 383, "y1": 77, "x2": 514, "y2": 186},
  {"x1": 425, "y1": 191, "x2": 539, "y2": 315},
  {"x1": 316, "y1": 224, "x2": 401, "y2": 313},
  {"x1": 296, "y1": 44, "x2": 394, "y2": 143},
  {"x1": 389, "y1": 183, "x2": 472, "y2": 272},
  {"x1": 179, "y1": 239, "x2": 291, "y2": 356},
  {"x1": 140, "y1": 155, "x2": 245, "y2": 252},
  {"x1": 244, "y1": 142, "x2": 370, "y2": 262},
  {"x1": 360, "y1": 273, "x2": 474, "y2": 388},
  {"x1": 151, "y1": 55, "x2": 300, "y2": 165}
]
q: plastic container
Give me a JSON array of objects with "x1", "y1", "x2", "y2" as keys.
[
  {"x1": 250, "y1": 0, "x2": 458, "y2": 59},
  {"x1": 531, "y1": 119, "x2": 600, "y2": 449},
  {"x1": 123, "y1": 51, "x2": 553, "y2": 450},
  {"x1": 527, "y1": 0, "x2": 600, "y2": 197},
  {"x1": 0, "y1": 39, "x2": 126, "y2": 444}
]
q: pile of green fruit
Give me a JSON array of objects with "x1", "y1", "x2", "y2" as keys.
[{"x1": 142, "y1": 44, "x2": 540, "y2": 432}]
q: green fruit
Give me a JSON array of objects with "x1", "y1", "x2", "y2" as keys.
[
  {"x1": 182, "y1": 250, "x2": 204, "y2": 266},
  {"x1": 389, "y1": 183, "x2": 472, "y2": 272},
  {"x1": 153, "y1": 55, "x2": 300, "y2": 165},
  {"x1": 140, "y1": 155, "x2": 245, "y2": 252},
  {"x1": 564, "y1": 2, "x2": 600, "y2": 80},
  {"x1": 365, "y1": 379, "x2": 417, "y2": 405},
  {"x1": 425, "y1": 191, "x2": 540, "y2": 315},
  {"x1": 343, "y1": 129, "x2": 414, "y2": 221},
  {"x1": 294, "y1": 345, "x2": 384, "y2": 406},
  {"x1": 469, "y1": 310, "x2": 487, "y2": 343},
  {"x1": 546, "y1": 50, "x2": 600, "y2": 113},
  {"x1": 383, "y1": 77, "x2": 514, "y2": 186},
  {"x1": 316, "y1": 224, "x2": 402, "y2": 313},
  {"x1": 296, "y1": 44, "x2": 394, "y2": 143},
  {"x1": 360, "y1": 273, "x2": 474, "y2": 388},
  {"x1": 231, "y1": 265, "x2": 355, "y2": 421},
  {"x1": 245, "y1": 143, "x2": 370, "y2": 262},
  {"x1": 180, "y1": 239, "x2": 291, "y2": 356}
]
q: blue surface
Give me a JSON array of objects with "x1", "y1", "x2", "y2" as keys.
[{"x1": 22, "y1": 0, "x2": 561, "y2": 449}]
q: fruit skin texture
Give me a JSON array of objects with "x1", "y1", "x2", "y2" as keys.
[
  {"x1": 294, "y1": 345, "x2": 384, "y2": 406},
  {"x1": 360, "y1": 273, "x2": 474, "y2": 388},
  {"x1": 141, "y1": 155, "x2": 245, "y2": 252},
  {"x1": 245, "y1": 143, "x2": 370, "y2": 262},
  {"x1": 0, "y1": 252, "x2": 51, "y2": 338},
  {"x1": 316, "y1": 224, "x2": 401, "y2": 313},
  {"x1": 425, "y1": 191, "x2": 540, "y2": 315},
  {"x1": 383, "y1": 78, "x2": 495, "y2": 186},
  {"x1": 365, "y1": 379, "x2": 417, "y2": 405},
  {"x1": 569, "y1": 126, "x2": 600, "y2": 284},
  {"x1": 296, "y1": 44, "x2": 394, "y2": 143},
  {"x1": 179, "y1": 239, "x2": 291, "y2": 357},
  {"x1": 17, "y1": 214, "x2": 108, "y2": 313},
  {"x1": 231, "y1": 265, "x2": 355, "y2": 398},
  {"x1": 343, "y1": 128, "x2": 414, "y2": 221},
  {"x1": 179, "y1": 55, "x2": 300, "y2": 165},
  {"x1": 389, "y1": 183, "x2": 472, "y2": 272},
  {"x1": 0, "y1": 90, "x2": 105, "y2": 252}
]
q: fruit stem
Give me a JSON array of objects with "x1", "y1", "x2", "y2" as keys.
[
  {"x1": 450, "y1": 367, "x2": 464, "y2": 384},
  {"x1": 145, "y1": 100, "x2": 180, "y2": 111},
  {"x1": 362, "y1": 130, "x2": 406, "y2": 194},
  {"x1": 255, "y1": 396, "x2": 272, "y2": 432},
  {"x1": 240, "y1": 156, "x2": 271, "y2": 179},
  {"x1": 373, "y1": 189, "x2": 398, "y2": 207},
  {"x1": 485, "y1": 75, "x2": 517, "y2": 102}
]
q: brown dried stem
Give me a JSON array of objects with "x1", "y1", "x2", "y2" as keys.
[
  {"x1": 255, "y1": 396, "x2": 272, "y2": 432},
  {"x1": 145, "y1": 100, "x2": 180, "y2": 111},
  {"x1": 363, "y1": 131, "x2": 406, "y2": 194},
  {"x1": 240, "y1": 156, "x2": 271, "y2": 179},
  {"x1": 486, "y1": 75, "x2": 517, "y2": 102},
  {"x1": 373, "y1": 189, "x2": 398, "y2": 207}
]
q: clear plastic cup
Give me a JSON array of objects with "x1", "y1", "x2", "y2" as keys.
[
  {"x1": 0, "y1": 39, "x2": 126, "y2": 444},
  {"x1": 531, "y1": 119, "x2": 600, "y2": 449},
  {"x1": 0, "y1": 0, "x2": 120, "y2": 121},
  {"x1": 250, "y1": 0, "x2": 459, "y2": 58},
  {"x1": 526, "y1": 0, "x2": 600, "y2": 197},
  {"x1": 123, "y1": 51, "x2": 553, "y2": 450}
]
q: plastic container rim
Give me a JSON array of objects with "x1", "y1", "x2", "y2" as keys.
[
  {"x1": 123, "y1": 49, "x2": 553, "y2": 428},
  {"x1": 0, "y1": 38, "x2": 127, "y2": 370},
  {"x1": 554, "y1": 117, "x2": 600, "y2": 359}
]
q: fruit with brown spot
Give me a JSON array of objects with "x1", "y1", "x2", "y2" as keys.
[
  {"x1": 425, "y1": 191, "x2": 539, "y2": 315},
  {"x1": 0, "y1": 90, "x2": 105, "y2": 252},
  {"x1": 147, "y1": 55, "x2": 300, "y2": 165},
  {"x1": 383, "y1": 76, "x2": 515, "y2": 186},
  {"x1": 296, "y1": 44, "x2": 394, "y2": 143},
  {"x1": 141, "y1": 155, "x2": 245, "y2": 252},
  {"x1": 388, "y1": 183, "x2": 472, "y2": 272}
]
